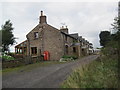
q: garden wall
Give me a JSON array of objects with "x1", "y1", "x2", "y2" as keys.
[{"x1": 2, "y1": 56, "x2": 44, "y2": 69}]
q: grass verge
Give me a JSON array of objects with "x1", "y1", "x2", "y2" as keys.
[
  {"x1": 2, "y1": 61, "x2": 65, "y2": 74},
  {"x1": 61, "y1": 55, "x2": 118, "y2": 88}
]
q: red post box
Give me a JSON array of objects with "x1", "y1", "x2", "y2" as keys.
[{"x1": 43, "y1": 51, "x2": 50, "y2": 60}]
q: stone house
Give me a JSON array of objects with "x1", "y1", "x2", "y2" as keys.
[{"x1": 15, "y1": 11, "x2": 93, "y2": 60}]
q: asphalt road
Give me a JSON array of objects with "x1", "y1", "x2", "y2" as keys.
[{"x1": 2, "y1": 55, "x2": 99, "y2": 88}]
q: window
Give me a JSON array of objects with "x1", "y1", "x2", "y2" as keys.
[
  {"x1": 65, "y1": 45, "x2": 68, "y2": 54},
  {"x1": 34, "y1": 32, "x2": 39, "y2": 39},
  {"x1": 31, "y1": 47, "x2": 37, "y2": 55},
  {"x1": 73, "y1": 47, "x2": 76, "y2": 53}
]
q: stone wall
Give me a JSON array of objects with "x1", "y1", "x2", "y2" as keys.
[
  {"x1": 43, "y1": 24, "x2": 64, "y2": 60},
  {"x1": 26, "y1": 24, "x2": 44, "y2": 57}
]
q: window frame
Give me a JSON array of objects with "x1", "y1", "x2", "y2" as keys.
[
  {"x1": 31, "y1": 47, "x2": 37, "y2": 55},
  {"x1": 34, "y1": 32, "x2": 39, "y2": 39}
]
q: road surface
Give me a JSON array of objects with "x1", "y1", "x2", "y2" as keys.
[{"x1": 2, "y1": 55, "x2": 99, "y2": 88}]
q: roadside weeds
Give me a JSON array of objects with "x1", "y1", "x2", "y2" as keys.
[{"x1": 61, "y1": 55, "x2": 118, "y2": 88}]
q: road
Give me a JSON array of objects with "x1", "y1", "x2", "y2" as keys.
[{"x1": 2, "y1": 55, "x2": 99, "y2": 88}]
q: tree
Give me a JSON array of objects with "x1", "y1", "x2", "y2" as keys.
[
  {"x1": 99, "y1": 31, "x2": 111, "y2": 47},
  {"x1": 0, "y1": 20, "x2": 16, "y2": 53},
  {"x1": 111, "y1": 17, "x2": 119, "y2": 32},
  {"x1": 111, "y1": 15, "x2": 120, "y2": 59},
  {"x1": 111, "y1": 17, "x2": 120, "y2": 41}
]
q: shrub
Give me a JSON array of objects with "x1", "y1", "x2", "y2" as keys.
[
  {"x1": 7, "y1": 52, "x2": 15, "y2": 57},
  {"x1": 1, "y1": 54, "x2": 15, "y2": 61},
  {"x1": 62, "y1": 55, "x2": 78, "y2": 59},
  {"x1": 61, "y1": 55, "x2": 78, "y2": 61}
]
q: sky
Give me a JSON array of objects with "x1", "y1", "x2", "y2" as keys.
[{"x1": 0, "y1": 1, "x2": 118, "y2": 52}]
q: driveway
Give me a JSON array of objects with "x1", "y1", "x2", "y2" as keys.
[{"x1": 2, "y1": 55, "x2": 99, "y2": 88}]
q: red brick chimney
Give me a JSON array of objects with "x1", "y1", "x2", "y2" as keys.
[{"x1": 39, "y1": 11, "x2": 47, "y2": 24}]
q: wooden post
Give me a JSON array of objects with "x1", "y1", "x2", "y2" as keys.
[
  {"x1": 17, "y1": 48, "x2": 18, "y2": 54},
  {"x1": 22, "y1": 47, "x2": 24, "y2": 55},
  {"x1": 26, "y1": 47, "x2": 27, "y2": 55},
  {"x1": 18, "y1": 48, "x2": 20, "y2": 54}
]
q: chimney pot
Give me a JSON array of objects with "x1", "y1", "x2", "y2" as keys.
[{"x1": 41, "y1": 11, "x2": 43, "y2": 16}]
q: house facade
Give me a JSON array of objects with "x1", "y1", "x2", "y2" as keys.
[{"x1": 15, "y1": 11, "x2": 93, "y2": 60}]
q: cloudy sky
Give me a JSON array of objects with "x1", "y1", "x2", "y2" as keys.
[{"x1": 0, "y1": 1, "x2": 118, "y2": 52}]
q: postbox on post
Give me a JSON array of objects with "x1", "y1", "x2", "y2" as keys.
[{"x1": 43, "y1": 51, "x2": 50, "y2": 61}]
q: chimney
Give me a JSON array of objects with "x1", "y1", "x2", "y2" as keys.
[
  {"x1": 60, "y1": 26, "x2": 68, "y2": 34},
  {"x1": 39, "y1": 11, "x2": 47, "y2": 24}
]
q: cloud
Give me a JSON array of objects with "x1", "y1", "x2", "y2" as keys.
[{"x1": 1, "y1": 2, "x2": 118, "y2": 51}]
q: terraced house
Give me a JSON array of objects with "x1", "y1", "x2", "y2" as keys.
[{"x1": 15, "y1": 11, "x2": 93, "y2": 60}]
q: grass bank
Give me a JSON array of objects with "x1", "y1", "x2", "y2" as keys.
[
  {"x1": 61, "y1": 55, "x2": 118, "y2": 88},
  {"x1": 2, "y1": 61, "x2": 65, "y2": 74}
]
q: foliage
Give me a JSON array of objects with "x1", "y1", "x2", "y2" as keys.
[
  {"x1": 99, "y1": 31, "x2": 111, "y2": 47},
  {"x1": 99, "y1": 16, "x2": 120, "y2": 47},
  {"x1": 7, "y1": 52, "x2": 15, "y2": 57},
  {"x1": 61, "y1": 55, "x2": 78, "y2": 61},
  {"x1": 0, "y1": 20, "x2": 16, "y2": 53},
  {"x1": 61, "y1": 56, "x2": 118, "y2": 88},
  {"x1": 111, "y1": 16, "x2": 120, "y2": 59},
  {"x1": 0, "y1": 53, "x2": 15, "y2": 61},
  {"x1": 111, "y1": 17, "x2": 120, "y2": 43},
  {"x1": 99, "y1": 16, "x2": 120, "y2": 57},
  {"x1": 62, "y1": 55, "x2": 78, "y2": 59},
  {"x1": 111, "y1": 17, "x2": 119, "y2": 32}
]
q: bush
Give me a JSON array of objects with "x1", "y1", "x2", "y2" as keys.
[
  {"x1": 7, "y1": 52, "x2": 15, "y2": 57},
  {"x1": 62, "y1": 55, "x2": 78, "y2": 59},
  {"x1": 0, "y1": 54, "x2": 15, "y2": 61},
  {"x1": 61, "y1": 55, "x2": 78, "y2": 61}
]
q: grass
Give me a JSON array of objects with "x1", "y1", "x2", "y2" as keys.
[
  {"x1": 61, "y1": 55, "x2": 118, "y2": 88},
  {"x1": 2, "y1": 61, "x2": 66, "y2": 74}
]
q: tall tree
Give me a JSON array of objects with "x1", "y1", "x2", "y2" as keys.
[
  {"x1": 111, "y1": 15, "x2": 120, "y2": 61},
  {"x1": 111, "y1": 17, "x2": 120, "y2": 41},
  {"x1": 99, "y1": 31, "x2": 111, "y2": 47},
  {"x1": 111, "y1": 17, "x2": 119, "y2": 31},
  {"x1": 1, "y1": 20, "x2": 16, "y2": 53}
]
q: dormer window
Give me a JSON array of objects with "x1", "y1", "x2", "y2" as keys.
[{"x1": 34, "y1": 32, "x2": 39, "y2": 39}]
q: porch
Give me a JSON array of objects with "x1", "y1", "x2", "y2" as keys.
[{"x1": 15, "y1": 40, "x2": 27, "y2": 56}]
